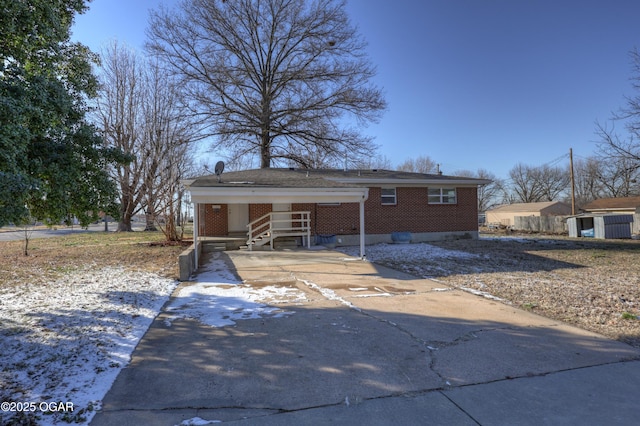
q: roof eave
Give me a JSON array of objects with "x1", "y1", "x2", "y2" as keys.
[{"x1": 328, "y1": 178, "x2": 492, "y2": 186}]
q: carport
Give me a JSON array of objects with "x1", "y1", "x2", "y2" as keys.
[{"x1": 182, "y1": 176, "x2": 369, "y2": 269}]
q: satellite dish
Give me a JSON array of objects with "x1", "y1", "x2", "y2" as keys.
[{"x1": 214, "y1": 161, "x2": 225, "y2": 182}]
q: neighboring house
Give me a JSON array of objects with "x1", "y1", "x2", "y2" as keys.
[
  {"x1": 581, "y1": 196, "x2": 640, "y2": 214},
  {"x1": 485, "y1": 201, "x2": 572, "y2": 227},
  {"x1": 183, "y1": 168, "x2": 491, "y2": 258}
]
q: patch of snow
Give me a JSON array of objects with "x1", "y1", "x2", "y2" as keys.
[
  {"x1": 164, "y1": 253, "x2": 307, "y2": 328},
  {"x1": 351, "y1": 293, "x2": 392, "y2": 298},
  {"x1": 340, "y1": 242, "x2": 480, "y2": 263},
  {"x1": 460, "y1": 287, "x2": 505, "y2": 302},
  {"x1": 176, "y1": 417, "x2": 222, "y2": 425},
  {"x1": 298, "y1": 279, "x2": 361, "y2": 312},
  {"x1": 0, "y1": 267, "x2": 177, "y2": 425}
]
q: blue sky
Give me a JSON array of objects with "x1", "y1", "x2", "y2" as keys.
[{"x1": 71, "y1": 0, "x2": 640, "y2": 179}]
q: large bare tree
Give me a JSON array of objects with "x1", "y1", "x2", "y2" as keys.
[
  {"x1": 146, "y1": 0, "x2": 386, "y2": 168},
  {"x1": 507, "y1": 163, "x2": 570, "y2": 203},
  {"x1": 96, "y1": 43, "x2": 199, "y2": 233},
  {"x1": 96, "y1": 42, "x2": 145, "y2": 231}
]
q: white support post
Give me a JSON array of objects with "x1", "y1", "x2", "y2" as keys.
[
  {"x1": 193, "y1": 202, "x2": 199, "y2": 270},
  {"x1": 306, "y1": 212, "x2": 311, "y2": 249},
  {"x1": 269, "y1": 215, "x2": 274, "y2": 250},
  {"x1": 359, "y1": 198, "x2": 366, "y2": 259}
]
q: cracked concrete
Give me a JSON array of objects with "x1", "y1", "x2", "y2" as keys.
[{"x1": 92, "y1": 249, "x2": 640, "y2": 425}]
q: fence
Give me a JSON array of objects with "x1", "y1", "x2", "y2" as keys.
[{"x1": 513, "y1": 216, "x2": 567, "y2": 234}]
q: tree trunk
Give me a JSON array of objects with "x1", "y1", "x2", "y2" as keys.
[
  {"x1": 144, "y1": 207, "x2": 158, "y2": 231},
  {"x1": 260, "y1": 131, "x2": 270, "y2": 168},
  {"x1": 117, "y1": 219, "x2": 132, "y2": 232}
]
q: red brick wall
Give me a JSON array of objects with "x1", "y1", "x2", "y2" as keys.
[
  {"x1": 249, "y1": 203, "x2": 272, "y2": 233},
  {"x1": 315, "y1": 203, "x2": 360, "y2": 235},
  {"x1": 201, "y1": 204, "x2": 228, "y2": 236},
  {"x1": 292, "y1": 203, "x2": 315, "y2": 230},
  {"x1": 312, "y1": 187, "x2": 478, "y2": 235}
]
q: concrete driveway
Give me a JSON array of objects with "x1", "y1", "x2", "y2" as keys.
[{"x1": 92, "y1": 249, "x2": 640, "y2": 425}]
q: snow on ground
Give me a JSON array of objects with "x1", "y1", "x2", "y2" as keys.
[
  {"x1": 339, "y1": 241, "x2": 480, "y2": 266},
  {"x1": 164, "y1": 252, "x2": 307, "y2": 328},
  {"x1": 0, "y1": 243, "x2": 480, "y2": 425},
  {"x1": 0, "y1": 267, "x2": 177, "y2": 425}
]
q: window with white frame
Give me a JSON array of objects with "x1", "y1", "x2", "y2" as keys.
[
  {"x1": 428, "y1": 187, "x2": 457, "y2": 204},
  {"x1": 381, "y1": 187, "x2": 397, "y2": 205}
]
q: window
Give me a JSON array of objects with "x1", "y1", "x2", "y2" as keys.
[
  {"x1": 428, "y1": 187, "x2": 456, "y2": 204},
  {"x1": 381, "y1": 188, "x2": 397, "y2": 205}
]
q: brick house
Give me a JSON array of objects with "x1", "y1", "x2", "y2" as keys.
[{"x1": 183, "y1": 168, "x2": 491, "y2": 258}]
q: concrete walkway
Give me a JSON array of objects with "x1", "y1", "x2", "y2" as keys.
[{"x1": 92, "y1": 249, "x2": 640, "y2": 425}]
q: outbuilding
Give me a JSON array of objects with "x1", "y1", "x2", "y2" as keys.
[
  {"x1": 485, "y1": 201, "x2": 572, "y2": 228},
  {"x1": 567, "y1": 214, "x2": 634, "y2": 239}
]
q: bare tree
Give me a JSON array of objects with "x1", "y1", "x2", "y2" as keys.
[
  {"x1": 139, "y1": 60, "x2": 200, "y2": 232},
  {"x1": 454, "y1": 168, "x2": 501, "y2": 212},
  {"x1": 96, "y1": 42, "x2": 199, "y2": 235},
  {"x1": 397, "y1": 155, "x2": 439, "y2": 174},
  {"x1": 96, "y1": 42, "x2": 146, "y2": 232},
  {"x1": 595, "y1": 48, "x2": 640, "y2": 194},
  {"x1": 595, "y1": 155, "x2": 640, "y2": 198},
  {"x1": 572, "y1": 157, "x2": 604, "y2": 208},
  {"x1": 507, "y1": 163, "x2": 570, "y2": 203},
  {"x1": 146, "y1": 0, "x2": 386, "y2": 168},
  {"x1": 535, "y1": 164, "x2": 571, "y2": 201}
]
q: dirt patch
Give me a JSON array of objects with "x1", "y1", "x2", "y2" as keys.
[{"x1": 376, "y1": 234, "x2": 640, "y2": 347}]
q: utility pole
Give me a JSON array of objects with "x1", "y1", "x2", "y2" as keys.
[{"x1": 569, "y1": 148, "x2": 576, "y2": 215}]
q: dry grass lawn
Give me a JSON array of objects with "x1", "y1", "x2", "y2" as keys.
[
  {"x1": 390, "y1": 233, "x2": 640, "y2": 347},
  {"x1": 0, "y1": 231, "x2": 187, "y2": 289}
]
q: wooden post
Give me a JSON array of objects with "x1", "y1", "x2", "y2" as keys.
[{"x1": 570, "y1": 148, "x2": 576, "y2": 215}]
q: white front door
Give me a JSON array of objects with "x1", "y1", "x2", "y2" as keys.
[
  {"x1": 272, "y1": 203, "x2": 291, "y2": 230},
  {"x1": 228, "y1": 204, "x2": 249, "y2": 233}
]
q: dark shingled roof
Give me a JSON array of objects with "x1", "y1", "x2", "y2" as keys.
[
  {"x1": 190, "y1": 168, "x2": 488, "y2": 188},
  {"x1": 582, "y1": 196, "x2": 640, "y2": 210}
]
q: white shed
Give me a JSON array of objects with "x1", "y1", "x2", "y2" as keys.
[{"x1": 567, "y1": 214, "x2": 634, "y2": 239}]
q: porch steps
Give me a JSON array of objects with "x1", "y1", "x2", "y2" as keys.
[
  {"x1": 273, "y1": 236, "x2": 300, "y2": 249},
  {"x1": 202, "y1": 242, "x2": 227, "y2": 253},
  {"x1": 201, "y1": 237, "x2": 246, "y2": 252},
  {"x1": 246, "y1": 211, "x2": 311, "y2": 251}
]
